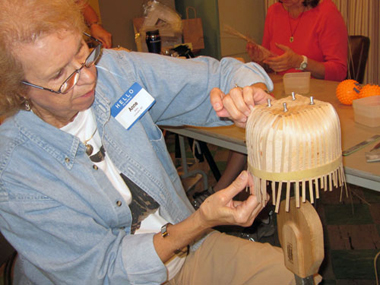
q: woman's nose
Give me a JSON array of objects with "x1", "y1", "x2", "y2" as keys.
[{"x1": 77, "y1": 64, "x2": 97, "y2": 85}]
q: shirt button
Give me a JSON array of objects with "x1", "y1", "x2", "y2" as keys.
[
  {"x1": 93, "y1": 165, "x2": 98, "y2": 170},
  {"x1": 116, "y1": 200, "x2": 122, "y2": 207},
  {"x1": 65, "y1": 157, "x2": 70, "y2": 163}
]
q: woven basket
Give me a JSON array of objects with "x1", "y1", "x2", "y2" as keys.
[{"x1": 246, "y1": 94, "x2": 345, "y2": 212}]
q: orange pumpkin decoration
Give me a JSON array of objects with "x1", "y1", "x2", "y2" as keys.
[
  {"x1": 358, "y1": 84, "x2": 380, "y2": 98},
  {"x1": 336, "y1": 79, "x2": 361, "y2": 105}
]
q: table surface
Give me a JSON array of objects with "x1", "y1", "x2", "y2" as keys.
[{"x1": 164, "y1": 74, "x2": 380, "y2": 191}]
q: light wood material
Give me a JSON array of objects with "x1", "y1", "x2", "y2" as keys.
[
  {"x1": 162, "y1": 74, "x2": 380, "y2": 191},
  {"x1": 270, "y1": 75, "x2": 380, "y2": 191},
  {"x1": 245, "y1": 94, "x2": 345, "y2": 210},
  {"x1": 277, "y1": 197, "x2": 324, "y2": 279}
]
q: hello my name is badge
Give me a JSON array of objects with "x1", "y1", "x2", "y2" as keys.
[{"x1": 111, "y1": 82, "x2": 156, "y2": 130}]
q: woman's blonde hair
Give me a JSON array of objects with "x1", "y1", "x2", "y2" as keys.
[{"x1": 0, "y1": 0, "x2": 86, "y2": 118}]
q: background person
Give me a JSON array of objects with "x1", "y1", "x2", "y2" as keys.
[
  {"x1": 77, "y1": 0, "x2": 113, "y2": 48},
  {"x1": 0, "y1": 0, "x2": 296, "y2": 284},
  {"x1": 247, "y1": 0, "x2": 347, "y2": 81}
]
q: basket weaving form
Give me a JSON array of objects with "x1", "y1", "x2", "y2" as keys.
[{"x1": 246, "y1": 94, "x2": 345, "y2": 213}]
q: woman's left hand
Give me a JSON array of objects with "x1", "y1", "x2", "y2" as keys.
[
  {"x1": 264, "y1": 44, "x2": 301, "y2": 72},
  {"x1": 198, "y1": 171, "x2": 266, "y2": 228},
  {"x1": 210, "y1": 84, "x2": 272, "y2": 128}
]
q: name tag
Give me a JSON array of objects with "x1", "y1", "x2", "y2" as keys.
[{"x1": 111, "y1": 83, "x2": 156, "y2": 130}]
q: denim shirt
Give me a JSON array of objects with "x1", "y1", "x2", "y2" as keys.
[{"x1": 0, "y1": 50, "x2": 272, "y2": 284}]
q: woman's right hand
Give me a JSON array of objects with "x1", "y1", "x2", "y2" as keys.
[
  {"x1": 263, "y1": 43, "x2": 301, "y2": 72},
  {"x1": 246, "y1": 42, "x2": 265, "y2": 63},
  {"x1": 197, "y1": 171, "x2": 266, "y2": 229}
]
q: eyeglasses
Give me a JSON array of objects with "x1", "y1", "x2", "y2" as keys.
[{"x1": 22, "y1": 33, "x2": 102, "y2": 94}]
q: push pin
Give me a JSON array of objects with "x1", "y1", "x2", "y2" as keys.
[
  {"x1": 291, "y1": 92, "x2": 296, "y2": 100},
  {"x1": 267, "y1": 98, "x2": 272, "y2": 107},
  {"x1": 310, "y1": 96, "x2": 315, "y2": 105},
  {"x1": 283, "y1": 102, "x2": 288, "y2": 112}
]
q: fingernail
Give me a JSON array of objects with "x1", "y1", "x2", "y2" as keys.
[
  {"x1": 214, "y1": 103, "x2": 221, "y2": 110},
  {"x1": 239, "y1": 171, "x2": 247, "y2": 180}
]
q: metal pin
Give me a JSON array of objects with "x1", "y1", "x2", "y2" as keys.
[
  {"x1": 310, "y1": 96, "x2": 315, "y2": 105},
  {"x1": 267, "y1": 98, "x2": 272, "y2": 107},
  {"x1": 283, "y1": 102, "x2": 288, "y2": 112},
  {"x1": 291, "y1": 92, "x2": 296, "y2": 100}
]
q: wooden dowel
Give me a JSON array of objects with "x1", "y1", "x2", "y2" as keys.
[
  {"x1": 309, "y1": 179, "x2": 314, "y2": 204},
  {"x1": 302, "y1": 180, "x2": 306, "y2": 202},
  {"x1": 275, "y1": 182, "x2": 283, "y2": 213},
  {"x1": 286, "y1": 182, "x2": 291, "y2": 212},
  {"x1": 296, "y1": 182, "x2": 300, "y2": 208},
  {"x1": 271, "y1": 182, "x2": 276, "y2": 206},
  {"x1": 315, "y1": 178, "x2": 320, "y2": 199}
]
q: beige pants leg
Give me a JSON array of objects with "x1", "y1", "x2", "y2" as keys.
[{"x1": 169, "y1": 231, "x2": 295, "y2": 285}]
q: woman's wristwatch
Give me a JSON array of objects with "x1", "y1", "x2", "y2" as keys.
[
  {"x1": 297, "y1": 55, "x2": 308, "y2": 71},
  {"x1": 160, "y1": 223, "x2": 189, "y2": 255}
]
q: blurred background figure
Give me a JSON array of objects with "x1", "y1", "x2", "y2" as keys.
[
  {"x1": 77, "y1": 0, "x2": 112, "y2": 48},
  {"x1": 247, "y1": 0, "x2": 347, "y2": 81}
]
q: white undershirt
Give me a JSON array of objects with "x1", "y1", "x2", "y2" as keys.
[{"x1": 61, "y1": 108, "x2": 185, "y2": 280}]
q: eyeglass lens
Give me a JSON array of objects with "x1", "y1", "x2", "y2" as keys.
[{"x1": 59, "y1": 44, "x2": 101, "y2": 93}]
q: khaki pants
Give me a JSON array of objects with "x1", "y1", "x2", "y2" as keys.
[{"x1": 169, "y1": 231, "x2": 295, "y2": 285}]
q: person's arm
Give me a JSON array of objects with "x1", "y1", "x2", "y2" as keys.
[
  {"x1": 264, "y1": 44, "x2": 326, "y2": 79},
  {"x1": 77, "y1": 0, "x2": 112, "y2": 48},
  {"x1": 153, "y1": 171, "x2": 265, "y2": 263},
  {"x1": 97, "y1": 51, "x2": 273, "y2": 128},
  {"x1": 302, "y1": 55, "x2": 326, "y2": 79},
  {"x1": 317, "y1": 6, "x2": 348, "y2": 81}
]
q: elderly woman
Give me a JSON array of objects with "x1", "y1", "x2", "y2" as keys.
[{"x1": 0, "y1": 0, "x2": 295, "y2": 284}]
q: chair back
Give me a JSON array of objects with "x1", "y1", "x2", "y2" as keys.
[{"x1": 347, "y1": 35, "x2": 370, "y2": 84}]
